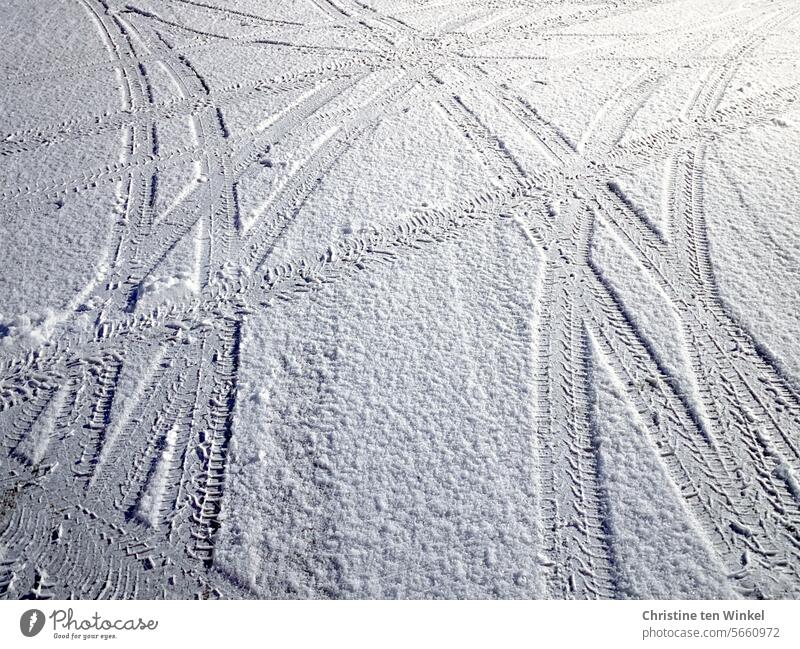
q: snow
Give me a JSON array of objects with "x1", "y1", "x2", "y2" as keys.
[
  {"x1": 216, "y1": 218, "x2": 544, "y2": 598},
  {"x1": 1, "y1": 0, "x2": 799, "y2": 600},
  {"x1": 588, "y1": 343, "x2": 735, "y2": 599}
]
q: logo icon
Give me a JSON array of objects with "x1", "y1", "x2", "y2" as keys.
[{"x1": 20, "y1": 609, "x2": 45, "y2": 637}]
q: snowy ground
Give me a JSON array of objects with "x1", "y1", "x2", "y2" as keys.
[{"x1": 1, "y1": 0, "x2": 800, "y2": 600}]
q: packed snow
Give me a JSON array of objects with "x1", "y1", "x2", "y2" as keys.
[{"x1": 1, "y1": 0, "x2": 799, "y2": 599}]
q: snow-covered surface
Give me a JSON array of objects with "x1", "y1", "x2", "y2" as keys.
[{"x1": 1, "y1": 0, "x2": 799, "y2": 600}]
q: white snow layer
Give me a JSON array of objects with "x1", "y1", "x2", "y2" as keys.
[{"x1": 1, "y1": 0, "x2": 799, "y2": 600}]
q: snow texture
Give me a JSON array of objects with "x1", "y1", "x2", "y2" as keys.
[{"x1": 1, "y1": 0, "x2": 799, "y2": 600}]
